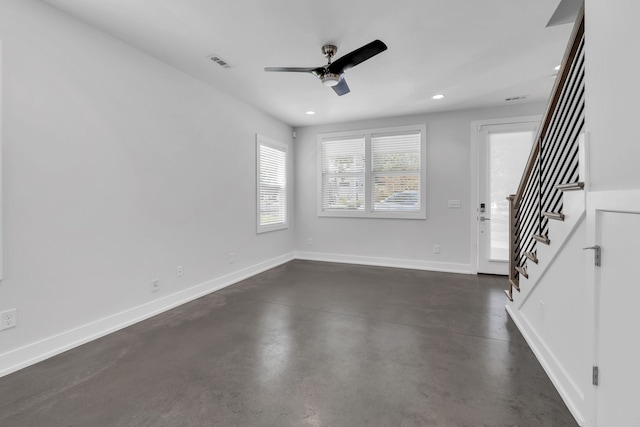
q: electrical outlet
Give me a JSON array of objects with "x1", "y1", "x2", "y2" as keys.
[
  {"x1": 0, "y1": 309, "x2": 18, "y2": 330},
  {"x1": 434, "y1": 245, "x2": 441, "y2": 254},
  {"x1": 151, "y1": 280, "x2": 160, "y2": 293},
  {"x1": 177, "y1": 266, "x2": 183, "y2": 278},
  {"x1": 229, "y1": 253, "x2": 235, "y2": 264},
  {"x1": 307, "y1": 237, "x2": 313, "y2": 246}
]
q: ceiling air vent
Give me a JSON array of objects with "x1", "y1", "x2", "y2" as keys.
[
  {"x1": 505, "y1": 95, "x2": 527, "y2": 102},
  {"x1": 208, "y1": 54, "x2": 233, "y2": 69}
]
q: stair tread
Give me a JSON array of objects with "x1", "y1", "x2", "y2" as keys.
[
  {"x1": 515, "y1": 266, "x2": 529, "y2": 279},
  {"x1": 543, "y1": 211, "x2": 565, "y2": 221},
  {"x1": 509, "y1": 278, "x2": 520, "y2": 292},
  {"x1": 555, "y1": 181, "x2": 584, "y2": 191},
  {"x1": 504, "y1": 289, "x2": 513, "y2": 301},
  {"x1": 525, "y1": 251, "x2": 538, "y2": 264},
  {"x1": 533, "y1": 234, "x2": 551, "y2": 245}
]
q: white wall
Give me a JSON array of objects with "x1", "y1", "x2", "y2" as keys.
[
  {"x1": 583, "y1": 1, "x2": 640, "y2": 425},
  {"x1": 0, "y1": 0, "x2": 294, "y2": 375},
  {"x1": 585, "y1": 0, "x2": 640, "y2": 191},
  {"x1": 507, "y1": 213, "x2": 588, "y2": 425},
  {"x1": 294, "y1": 104, "x2": 545, "y2": 272}
]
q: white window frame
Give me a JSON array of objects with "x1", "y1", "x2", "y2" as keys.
[
  {"x1": 256, "y1": 134, "x2": 288, "y2": 233},
  {"x1": 317, "y1": 124, "x2": 427, "y2": 219}
]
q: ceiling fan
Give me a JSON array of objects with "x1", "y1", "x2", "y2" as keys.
[{"x1": 264, "y1": 40, "x2": 388, "y2": 96}]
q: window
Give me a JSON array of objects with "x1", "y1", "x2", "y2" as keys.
[
  {"x1": 257, "y1": 134, "x2": 288, "y2": 233},
  {"x1": 320, "y1": 135, "x2": 366, "y2": 212},
  {"x1": 318, "y1": 125, "x2": 426, "y2": 219}
]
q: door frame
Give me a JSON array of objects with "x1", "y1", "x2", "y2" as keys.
[
  {"x1": 469, "y1": 115, "x2": 541, "y2": 274},
  {"x1": 585, "y1": 189, "x2": 640, "y2": 426}
]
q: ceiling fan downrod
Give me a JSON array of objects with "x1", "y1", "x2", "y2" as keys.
[{"x1": 321, "y1": 44, "x2": 337, "y2": 63}]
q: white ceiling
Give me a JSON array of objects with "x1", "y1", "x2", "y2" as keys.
[{"x1": 40, "y1": 0, "x2": 575, "y2": 127}]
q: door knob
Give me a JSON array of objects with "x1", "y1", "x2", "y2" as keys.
[{"x1": 479, "y1": 216, "x2": 491, "y2": 222}]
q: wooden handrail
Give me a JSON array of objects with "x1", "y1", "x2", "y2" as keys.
[
  {"x1": 514, "y1": 6, "x2": 585, "y2": 203},
  {"x1": 506, "y1": 5, "x2": 585, "y2": 299}
]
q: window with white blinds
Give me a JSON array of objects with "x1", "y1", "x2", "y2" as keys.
[
  {"x1": 257, "y1": 134, "x2": 288, "y2": 233},
  {"x1": 371, "y1": 131, "x2": 421, "y2": 212},
  {"x1": 320, "y1": 136, "x2": 366, "y2": 212},
  {"x1": 318, "y1": 125, "x2": 426, "y2": 219}
]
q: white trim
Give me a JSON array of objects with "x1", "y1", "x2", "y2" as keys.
[
  {"x1": 469, "y1": 115, "x2": 542, "y2": 274},
  {"x1": 296, "y1": 251, "x2": 471, "y2": 274},
  {"x1": 0, "y1": 252, "x2": 474, "y2": 378},
  {"x1": 317, "y1": 124, "x2": 427, "y2": 220},
  {"x1": 506, "y1": 305, "x2": 585, "y2": 426},
  {"x1": 256, "y1": 134, "x2": 289, "y2": 234},
  {"x1": 0, "y1": 252, "x2": 295, "y2": 378}
]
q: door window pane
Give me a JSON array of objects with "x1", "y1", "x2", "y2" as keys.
[{"x1": 489, "y1": 131, "x2": 534, "y2": 260}]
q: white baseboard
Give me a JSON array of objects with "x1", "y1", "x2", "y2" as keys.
[
  {"x1": 295, "y1": 251, "x2": 472, "y2": 274},
  {"x1": 505, "y1": 304, "x2": 585, "y2": 426},
  {"x1": 0, "y1": 252, "x2": 295, "y2": 378},
  {"x1": 0, "y1": 252, "x2": 470, "y2": 378}
]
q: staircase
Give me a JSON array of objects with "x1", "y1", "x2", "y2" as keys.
[{"x1": 505, "y1": 8, "x2": 585, "y2": 301}]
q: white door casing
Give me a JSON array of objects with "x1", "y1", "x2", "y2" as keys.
[{"x1": 471, "y1": 118, "x2": 539, "y2": 275}]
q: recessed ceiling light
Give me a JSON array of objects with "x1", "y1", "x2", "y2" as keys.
[
  {"x1": 306, "y1": 111, "x2": 316, "y2": 115},
  {"x1": 554, "y1": 65, "x2": 561, "y2": 71},
  {"x1": 432, "y1": 94, "x2": 445, "y2": 100}
]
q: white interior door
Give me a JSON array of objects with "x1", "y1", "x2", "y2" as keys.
[
  {"x1": 595, "y1": 211, "x2": 640, "y2": 426},
  {"x1": 477, "y1": 123, "x2": 536, "y2": 275}
]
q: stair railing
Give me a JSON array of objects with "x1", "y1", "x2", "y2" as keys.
[{"x1": 506, "y1": 7, "x2": 585, "y2": 301}]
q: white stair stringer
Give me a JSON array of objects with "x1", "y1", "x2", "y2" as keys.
[
  {"x1": 506, "y1": 189, "x2": 587, "y2": 425},
  {"x1": 512, "y1": 189, "x2": 585, "y2": 305}
]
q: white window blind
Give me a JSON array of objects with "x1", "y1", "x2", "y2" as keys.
[
  {"x1": 371, "y1": 131, "x2": 421, "y2": 212},
  {"x1": 318, "y1": 125, "x2": 426, "y2": 219},
  {"x1": 321, "y1": 136, "x2": 366, "y2": 211},
  {"x1": 257, "y1": 135, "x2": 287, "y2": 233}
]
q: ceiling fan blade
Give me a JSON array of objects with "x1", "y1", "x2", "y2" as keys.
[
  {"x1": 332, "y1": 77, "x2": 350, "y2": 96},
  {"x1": 264, "y1": 67, "x2": 324, "y2": 77},
  {"x1": 328, "y1": 40, "x2": 387, "y2": 74}
]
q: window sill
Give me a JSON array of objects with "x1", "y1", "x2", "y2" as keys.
[{"x1": 318, "y1": 210, "x2": 426, "y2": 220}]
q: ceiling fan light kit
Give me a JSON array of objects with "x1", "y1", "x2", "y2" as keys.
[
  {"x1": 321, "y1": 73, "x2": 341, "y2": 87},
  {"x1": 264, "y1": 39, "x2": 387, "y2": 96}
]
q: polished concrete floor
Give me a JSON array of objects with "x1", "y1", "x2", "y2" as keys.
[{"x1": 0, "y1": 260, "x2": 577, "y2": 426}]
